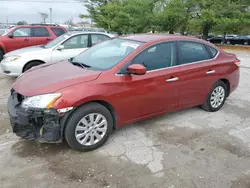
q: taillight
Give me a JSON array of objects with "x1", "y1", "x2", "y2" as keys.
[{"x1": 234, "y1": 58, "x2": 241, "y2": 67}]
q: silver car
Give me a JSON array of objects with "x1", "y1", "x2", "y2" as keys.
[{"x1": 0, "y1": 32, "x2": 115, "y2": 76}]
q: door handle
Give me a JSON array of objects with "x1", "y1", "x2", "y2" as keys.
[
  {"x1": 206, "y1": 70, "x2": 215, "y2": 74},
  {"x1": 47, "y1": 38, "x2": 52, "y2": 41},
  {"x1": 166, "y1": 77, "x2": 179, "y2": 82},
  {"x1": 24, "y1": 38, "x2": 29, "y2": 42}
]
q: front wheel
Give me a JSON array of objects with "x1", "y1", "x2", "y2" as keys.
[
  {"x1": 201, "y1": 81, "x2": 227, "y2": 112},
  {"x1": 0, "y1": 50, "x2": 4, "y2": 61},
  {"x1": 64, "y1": 103, "x2": 113, "y2": 151}
]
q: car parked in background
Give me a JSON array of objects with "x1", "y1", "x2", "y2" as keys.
[
  {"x1": 207, "y1": 36, "x2": 223, "y2": 44},
  {"x1": 7, "y1": 34, "x2": 240, "y2": 151},
  {"x1": 227, "y1": 35, "x2": 250, "y2": 45},
  {"x1": 0, "y1": 24, "x2": 67, "y2": 61},
  {"x1": 0, "y1": 32, "x2": 114, "y2": 76},
  {"x1": 207, "y1": 35, "x2": 238, "y2": 44}
]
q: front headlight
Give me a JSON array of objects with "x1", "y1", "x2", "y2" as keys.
[
  {"x1": 21, "y1": 93, "x2": 62, "y2": 109},
  {"x1": 3, "y1": 55, "x2": 21, "y2": 62}
]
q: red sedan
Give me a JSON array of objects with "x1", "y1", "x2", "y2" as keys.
[{"x1": 8, "y1": 34, "x2": 240, "y2": 151}]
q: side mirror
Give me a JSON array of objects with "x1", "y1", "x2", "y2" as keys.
[
  {"x1": 57, "y1": 45, "x2": 64, "y2": 51},
  {"x1": 127, "y1": 64, "x2": 146, "y2": 75},
  {"x1": 8, "y1": 34, "x2": 13, "y2": 38}
]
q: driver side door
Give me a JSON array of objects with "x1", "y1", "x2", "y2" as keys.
[
  {"x1": 115, "y1": 42, "x2": 181, "y2": 124},
  {"x1": 6, "y1": 28, "x2": 32, "y2": 52},
  {"x1": 51, "y1": 34, "x2": 89, "y2": 63}
]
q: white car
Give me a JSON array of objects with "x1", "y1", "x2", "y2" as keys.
[{"x1": 0, "y1": 32, "x2": 115, "y2": 76}]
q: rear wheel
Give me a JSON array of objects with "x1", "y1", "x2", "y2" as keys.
[
  {"x1": 65, "y1": 103, "x2": 113, "y2": 151},
  {"x1": 201, "y1": 81, "x2": 227, "y2": 112},
  {"x1": 23, "y1": 61, "x2": 43, "y2": 72}
]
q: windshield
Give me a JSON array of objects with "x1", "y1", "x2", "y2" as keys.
[
  {"x1": 43, "y1": 33, "x2": 71, "y2": 48},
  {"x1": 1, "y1": 29, "x2": 10, "y2": 36},
  {"x1": 72, "y1": 38, "x2": 144, "y2": 70}
]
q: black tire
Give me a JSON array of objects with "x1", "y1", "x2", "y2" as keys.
[
  {"x1": 0, "y1": 49, "x2": 4, "y2": 62},
  {"x1": 64, "y1": 103, "x2": 113, "y2": 151},
  {"x1": 23, "y1": 61, "x2": 42, "y2": 72},
  {"x1": 201, "y1": 81, "x2": 227, "y2": 112}
]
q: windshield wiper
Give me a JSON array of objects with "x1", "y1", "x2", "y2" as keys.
[{"x1": 68, "y1": 58, "x2": 91, "y2": 69}]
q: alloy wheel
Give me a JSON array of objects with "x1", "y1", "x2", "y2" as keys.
[
  {"x1": 210, "y1": 86, "x2": 225, "y2": 108},
  {"x1": 75, "y1": 113, "x2": 108, "y2": 146}
]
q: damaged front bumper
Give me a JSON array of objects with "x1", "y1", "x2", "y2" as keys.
[{"x1": 8, "y1": 91, "x2": 64, "y2": 143}]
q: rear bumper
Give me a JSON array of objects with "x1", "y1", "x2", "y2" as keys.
[{"x1": 8, "y1": 93, "x2": 63, "y2": 142}]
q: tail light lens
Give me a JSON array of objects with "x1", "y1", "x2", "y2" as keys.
[{"x1": 234, "y1": 59, "x2": 241, "y2": 67}]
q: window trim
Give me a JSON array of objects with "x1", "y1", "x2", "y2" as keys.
[
  {"x1": 117, "y1": 41, "x2": 178, "y2": 74},
  {"x1": 31, "y1": 27, "x2": 51, "y2": 37},
  {"x1": 11, "y1": 27, "x2": 31, "y2": 37},
  {"x1": 61, "y1": 34, "x2": 90, "y2": 49},
  {"x1": 115, "y1": 40, "x2": 220, "y2": 76}
]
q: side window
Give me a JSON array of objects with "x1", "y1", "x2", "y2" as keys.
[
  {"x1": 91, "y1": 34, "x2": 110, "y2": 46},
  {"x1": 12, "y1": 28, "x2": 31, "y2": 37},
  {"x1": 32, "y1": 28, "x2": 50, "y2": 37},
  {"x1": 131, "y1": 42, "x2": 176, "y2": 71},
  {"x1": 207, "y1": 46, "x2": 218, "y2": 58},
  {"x1": 179, "y1": 41, "x2": 211, "y2": 64},
  {"x1": 62, "y1": 35, "x2": 88, "y2": 49},
  {"x1": 51, "y1": 28, "x2": 65, "y2": 37}
]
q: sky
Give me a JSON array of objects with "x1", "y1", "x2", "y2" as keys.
[{"x1": 0, "y1": 0, "x2": 88, "y2": 24}]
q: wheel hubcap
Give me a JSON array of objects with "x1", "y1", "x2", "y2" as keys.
[
  {"x1": 75, "y1": 113, "x2": 108, "y2": 146},
  {"x1": 210, "y1": 86, "x2": 225, "y2": 108}
]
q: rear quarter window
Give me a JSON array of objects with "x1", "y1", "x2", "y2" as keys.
[
  {"x1": 207, "y1": 46, "x2": 218, "y2": 58},
  {"x1": 51, "y1": 28, "x2": 66, "y2": 37}
]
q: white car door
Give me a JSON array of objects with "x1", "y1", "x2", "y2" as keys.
[{"x1": 51, "y1": 34, "x2": 89, "y2": 63}]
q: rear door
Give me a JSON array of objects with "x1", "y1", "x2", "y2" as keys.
[
  {"x1": 51, "y1": 34, "x2": 89, "y2": 62},
  {"x1": 177, "y1": 41, "x2": 219, "y2": 109},
  {"x1": 7, "y1": 27, "x2": 32, "y2": 51},
  {"x1": 31, "y1": 27, "x2": 51, "y2": 46}
]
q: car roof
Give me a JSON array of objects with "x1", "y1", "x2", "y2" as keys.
[
  {"x1": 14, "y1": 25, "x2": 64, "y2": 28},
  {"x1": 67, "y1": 31, "x2": 116, "y2": 38},
  {"x1": 119, "y1": 34, "x2": 207, "y2": 43}
]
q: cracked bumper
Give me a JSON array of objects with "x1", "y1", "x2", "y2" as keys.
[{"x1": 8, "y1": 93, "x2": 63, "y2": 143}]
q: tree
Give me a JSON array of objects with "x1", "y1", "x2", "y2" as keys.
[
  {"x1": 17, "y1": 21, "x2": 27, "y2": 25},
  {"x1": 156, "y1": 0, "x2": 188, "y2": 34},
  {"x1": 80, "y1": 0, "x2": 157, "y2": 34},
  {"x1": 39, "y1": 12, "x2": 48, "y2": 23},
  {"x1": 185, "y1": 0, "x2": 250, "y2": 39}
]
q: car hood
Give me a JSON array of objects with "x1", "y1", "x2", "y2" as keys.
[
  {"x1": 4, "y1": 45, "x2": 47, "y2": 57},
  {"x1": 13, "y1": 60, "x2": 101, "y2": 96}
]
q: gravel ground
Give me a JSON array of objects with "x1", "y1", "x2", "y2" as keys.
[{"x1": 0, "y1": 51, "x2": 250, "y2": 188}]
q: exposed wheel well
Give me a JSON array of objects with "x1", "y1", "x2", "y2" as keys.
[
  {"x1": 22, "y1": 60, "x2": 45, "y2": 73},
  {"x1": 220, "y1": 78, "x2": 230, "y2": 97},
  {"x1": 61, "y1": 100, "x2": 117, "y2": 134}
]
